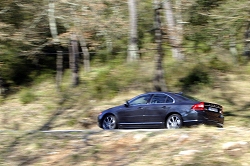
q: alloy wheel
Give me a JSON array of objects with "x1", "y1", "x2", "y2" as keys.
[
  {"x1": 166, "y1": 114, "x2": 182, "y2": 129},
  {"x1": 102, "y1": 115, "x2": 117, "y2": 129}
]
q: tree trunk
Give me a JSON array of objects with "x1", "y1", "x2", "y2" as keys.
[
  {"x1": 78, "y1": 33, "x2": 90, "y2": 72},
  {"x1": 229, "y1": 35, "x2": 238, "y2": 64},
  {"x1": 127, "y1": 0, "x2": 138, "y2": 62},
  {"x1": 48, "y1": 0, "x2": 59, "y2": 43},
  {"x1": 0, "y1": 76, "x2": 3, "y2": 95},
  {"x1": 48, "y1": 0, "x2": 62, "y2": 91},
  {"x1": 56, "y1": 49, "x2": 63, "y2": 91},
  {"x1": 244, "y1": 22, "x2": 250, "y2": 58},
  {"x1": 70, "y1": 33, "x2": 79, "y2": 87},
  {"x1": 70, "y1": 5, "x2": 91, "y2": 73},
  {"x1": 103, "y1": 30, "x2": 113, "y2": 57},
  {"x1": 153, "y1": 2, "x2": 167, "y2": 92},
  {"x1": 163, "y1": 0, "x2": 183, "y2": 60}
]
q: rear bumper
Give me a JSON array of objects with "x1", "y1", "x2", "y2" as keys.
[
  {"x1": 183, "y1": 118, "x2": 224, "y2": 128},
  {"x1": 183, "y1": 111, "x2": 224, "y2": 128}
]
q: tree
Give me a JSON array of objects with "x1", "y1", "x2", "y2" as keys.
[
  {"x1": 153, "y1": 1, "x2": 167, "y2": 92},
  {"x1": 0, "y1": 0, "x2": 47, "y2": 86},
  {"x1": 67, "y1": 2, "x2": 90, "y2": 72},
  {"x1": 163, "y1": 0, "x2": 184, "y2": 60},
  {"x1": 127, "y1": 0, "x2": 139, "y2": 62},
  {"x1": 185, "y1": 0, "x2": 249, "y2": 63},
  {"x1": 48, "y1": 0, "x2": 63, "y2": 91},
  {"x1": 69, "y1": 33, "x2": 80, "y2": 87},
  {"x1": 244, "y1": 22, "x2": 250, "y2": 57}
]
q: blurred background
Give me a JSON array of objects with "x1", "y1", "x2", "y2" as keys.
[
  {"x1": 1, "y1": 0, "x2": 250, "y2": 165},
  {"x1": 0, "y1": 0, "x2": 250, "y2": 129},
  {"x1": 0, "y1": 0, "x2": 249, "y2": 92}
]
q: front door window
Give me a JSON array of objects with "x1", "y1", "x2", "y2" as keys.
[{"x1": 129, "y1": 94, "x2": 152, "y2": 105}]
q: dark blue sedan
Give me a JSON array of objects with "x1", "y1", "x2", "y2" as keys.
[{"x1": 97, "y1": 92, "x2": 224, "y2": 129}]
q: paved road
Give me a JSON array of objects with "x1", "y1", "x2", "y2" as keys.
[{"x1": 1, "y1": 127, "x2": 225, "y2": 134}]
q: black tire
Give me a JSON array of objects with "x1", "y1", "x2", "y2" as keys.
[
  {"x1": 102, "y1": 115, "x2": 117, "y2": 130},
  {"x1": 166, "y1": 114, "x2": 183, "y2": 129}
]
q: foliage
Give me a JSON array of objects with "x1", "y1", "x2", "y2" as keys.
[
  {"x1": 90, "y1": 68, "x2": 119, "y2": 99},
  {"x1": 208, "y1": 56, "x2": 231, "y2": 72},
  {"x1": 0, "y1": 0, "x2": 249, "y2": 96},
  {"x1": 0, "y1": 0, "x2": 52, "y2": 86},
  {"x1": 0, "y1": 46, "x2": 33, "y2": 85},
  {"x1": 179, "y1": 64, "x2": 211, "y2": 92},
  {"x1": 19, "y1": 88, "x2": 37, "y2": 104},
  {"x1": 89, "y1": 62, "x2": 141, "y2": 99},
  {"x1": 188, "y1": 0, "x2": 222, "y2": 26}
]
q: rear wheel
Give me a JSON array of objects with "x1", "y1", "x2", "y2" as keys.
[
  {"x1": 102, "y1": 115, "x2": 117, "y2": 129},
  {"x1": 166, "y1": 114, "x2": 183, "y2": 129}
]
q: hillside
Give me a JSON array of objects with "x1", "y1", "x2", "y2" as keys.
[
  {"x1": 1, "y1": 58, "x2": 250, "y2": 165},
  {"x1": 1, "y1": 56, "x2": 250, "y2": 131}
]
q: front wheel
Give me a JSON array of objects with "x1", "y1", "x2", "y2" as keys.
[
  {"x1": 166, "y1": 114, "x2": 183, "y2": 129},
  {"x1": 102, "y1": 115, "x2": 117, "y2": 129}
]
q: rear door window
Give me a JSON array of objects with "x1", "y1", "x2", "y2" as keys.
[{"x1": 150, "y1": 94, "x2": 173, "y2": 104}]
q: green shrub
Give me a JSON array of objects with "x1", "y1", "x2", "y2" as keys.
[
  {"x1": 32, "y1": 72, "x2": 54, "y2": 85},
  {"x1": 0, "y1": 96, "x2": 4, "y2": 105},
  {"x1": 180, "y1": 64, "x2": 211, "y2": 92},
  {"x1": 208, "y1": 56, "x2": 231, "y2": 72},
  {"x1": 19, "y1": 89, "x2": 36, "y2": 104},
  {"x1": 88, "y1": 62, "x2": 143, "y2": 99},
  {"x1": 66, "y1": 118, "x2": 77, "y2": 127},
  {"x1": 91, "y1": 69, "x2": 119, "y2": 99}
]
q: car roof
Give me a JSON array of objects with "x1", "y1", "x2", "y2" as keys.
[
  {"x1": 144, "y1": 91, "x2": 178, "y2": 95},
  {"x1": 144, "y1": 92, "x2": 199, "y2": 102}
]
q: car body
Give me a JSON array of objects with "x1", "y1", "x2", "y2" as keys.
[{"x1": 97, "y1": 92, "x2": 224, "y2": 129}]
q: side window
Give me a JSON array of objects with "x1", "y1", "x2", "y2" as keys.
[
  {"x1": 150, "y1": 95, "x2": 167, "y2": 104},
  {"x1": 150, "y1": 94, "x2": 174, "y2": 104},
  {"x1": 129, "y1": 94, "x2": 151, "y2": 105}
]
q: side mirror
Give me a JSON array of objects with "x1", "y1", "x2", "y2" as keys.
[{"x1": 124, "y1": 101, "x2": 129, "y2": 107}]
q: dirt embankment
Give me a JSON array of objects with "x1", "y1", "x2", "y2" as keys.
[{"x1": 1, "y1": 126, "x2": 250, "y2": 166}]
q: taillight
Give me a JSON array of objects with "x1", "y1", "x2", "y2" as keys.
[{"x1": 191, "y1": 102, "x2": 204, "y2": 111}]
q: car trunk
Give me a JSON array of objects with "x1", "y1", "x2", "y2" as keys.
[{"x1": 203, "y1": 102, "x2": 223, "y2": 124}]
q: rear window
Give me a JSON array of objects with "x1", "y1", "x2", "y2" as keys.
[{"x1": 175, "y1": 93, "x2": 199, "y2": 101}]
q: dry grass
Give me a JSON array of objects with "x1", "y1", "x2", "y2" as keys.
[{"x1": 1, "y1": 126, "x2": 250, "y2": 166}]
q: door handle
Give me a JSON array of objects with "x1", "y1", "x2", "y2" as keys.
[
  {"x1": 162, "y1": 106, "x2": 166, "y2": 109},
  {"x1": 139, "y1": 107, "x2": 143, "y2": 109}
]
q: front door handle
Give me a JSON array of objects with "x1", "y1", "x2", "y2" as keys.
[
  {"x1": 139, "y1": 107, "x2": 144, "y2": 109},
  {"x1": 162, "y1": 106, "x2": 167, "y2": 109}
]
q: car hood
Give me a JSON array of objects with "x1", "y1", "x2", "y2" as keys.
[{"x1": 102, "y1": 104, "x2": 126, "y2": 113}]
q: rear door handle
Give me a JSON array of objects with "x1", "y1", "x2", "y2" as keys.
[
  {"x1": 139, "y1": 107, "x2": 143, "y2": 109},
  {"x1": 162, "y1": 106, "x2": 167, "y2": 109}
]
